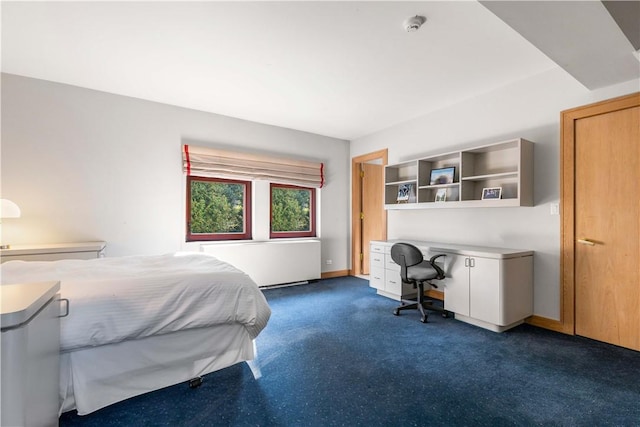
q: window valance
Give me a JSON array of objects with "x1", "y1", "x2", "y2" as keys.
[{"x1": 182, "y1": 145, "x2": 324, "y2": 188}]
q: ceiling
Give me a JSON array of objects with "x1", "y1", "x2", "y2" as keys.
[{"x1": 2, "y1": 1, "x2": 638, "y2": 140}]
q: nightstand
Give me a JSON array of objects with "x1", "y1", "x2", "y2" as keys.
[{"x1": 1, "y1": 281, "x2": 62, "y2": 426}]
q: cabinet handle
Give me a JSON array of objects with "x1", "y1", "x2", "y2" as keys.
[
  {"x1": 388, "y1": 280, "x2": 397, "y2": 284},
  {"x1": 464, "y1": 258, "x2": 469, "y2": 267},
  {"x1": 58, "y1": 298, "x2": 70, "y2": 318},
  {"x1": 469, "y1": 258, "x2": 475, "y2": 268}
]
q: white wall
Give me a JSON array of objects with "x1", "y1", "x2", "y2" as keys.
[
  {"x1": 350, "y1": 67, "x2": 639, "y2": 320},
  {"x1": 0, "y1": 73, "x2": 350, "y2": 274}
]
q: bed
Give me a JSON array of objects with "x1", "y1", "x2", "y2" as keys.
[{"x1": 0, "y1": 252, "x2": 271, "y2": 415}]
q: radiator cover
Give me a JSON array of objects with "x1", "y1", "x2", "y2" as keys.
[{"x1": 200, "y1": 239, "x2": 321, "y2": 287}]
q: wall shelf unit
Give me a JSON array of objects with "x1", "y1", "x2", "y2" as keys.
[{"x1": 384, "y1": 138, "x2": 533, "y2": 209}]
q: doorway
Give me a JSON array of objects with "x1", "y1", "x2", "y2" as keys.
[
  {"x1": 351, "y1": 149, "x2": 388, "y2": 276},
  {"x1": 561, "y1": 92, "x2": 639, "y2": 351}
]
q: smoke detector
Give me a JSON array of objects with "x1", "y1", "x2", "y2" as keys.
[{"x1": 403, "y1": 15, "x2": 426, "y2": 32}]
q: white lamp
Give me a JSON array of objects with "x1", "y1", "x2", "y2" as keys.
[{"x1": 1, "y1": 199, "x2": 22, "y2": 249}]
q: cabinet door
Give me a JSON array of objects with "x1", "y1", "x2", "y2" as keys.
[
  {"x1": 469, "y1": 257, "x2": 501, "y2": 324},
  {"x1": 443, "y1": 254, "x2": 470, "y2": 316}
]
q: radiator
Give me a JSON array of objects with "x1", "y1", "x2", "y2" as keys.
[{"x1": 200, "y1": 239, "x2": 321, "y2": 287}]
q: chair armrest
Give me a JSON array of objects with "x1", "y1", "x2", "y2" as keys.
[{"x1": 428, "y1": 253, "x2": 446, "y2": 280}]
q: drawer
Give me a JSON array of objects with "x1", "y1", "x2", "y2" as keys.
[
  {"x1": 385, "y1": 274, "x2": 401, "y2": 295},
  {"x1": 370, "y1": 244, "x2": 385, "y2": 254},
  {"x1": 369, "y1": 267, "x2": 385, "y2": 290},
  {"x1": 385, "y1": 254, "x2": 400, "y2": 271},
  {"x1": 370, "y1": 252, "x2": 385, "y2": 268}
]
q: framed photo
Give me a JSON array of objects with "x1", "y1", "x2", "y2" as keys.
[
  {"x1": 435, "y1": 188, "x2": 447, "y2": 202},
  {"x1": 481, "y1": 187, "x2": 502, "y2": 200},
  {"x1": 429, "y1": 167, "x2": 455, "y2": 185},
  {"x1": 397, "y1": 184, "x2": 415, "y2": 202}
]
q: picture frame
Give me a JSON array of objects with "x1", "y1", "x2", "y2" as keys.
[
  {"x1": 481, "y1": 187, "x2": 502, "y2": 200},
  {"x1": 435, "y1": 188, "x2": 447, "y2": 202},
  {"x1": 397, "y1": 184, "x2": 415, "y2": 203},
  {"x1": 429, "y1": 167, "x2": 455, "y2": 185}
]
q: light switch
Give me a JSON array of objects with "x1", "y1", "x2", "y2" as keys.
[{"x1": 550, "y1": 203, "x2": 559, "y2": 215}]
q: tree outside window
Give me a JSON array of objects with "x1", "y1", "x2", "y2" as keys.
[
  {"x1": 186, "y1": 176, "x2": 251, "y2": 241},
  {"x1": 270, "y1": 184, "x2": 316, "y2": 238}
]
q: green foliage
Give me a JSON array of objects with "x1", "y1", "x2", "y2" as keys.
[
  {"x1": 271, "y1": 187, "x2": 310, "y2": 232},
  {"x1": 190, "y1": 181, "x2": 245, "y2": 234}
]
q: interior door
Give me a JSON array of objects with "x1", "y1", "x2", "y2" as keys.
[
  {"x1": 574, "y1": 104, "x2": 639, "y2": 350},
  {"x1": 360, "y1": 163, "x2": 385, "y2": 274}
]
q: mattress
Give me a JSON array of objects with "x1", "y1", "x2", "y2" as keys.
[{"x1": 1, "y1": 252, "x2": 271, "y2": 351}]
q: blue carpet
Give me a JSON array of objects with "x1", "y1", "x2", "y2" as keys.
[{"x1": 60, "y1": 276, "x2": 640, "y2": 426}]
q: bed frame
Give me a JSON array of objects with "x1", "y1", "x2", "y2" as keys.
[{"x1": 60, "y1": 324, "x2": 258, "y2": 416}]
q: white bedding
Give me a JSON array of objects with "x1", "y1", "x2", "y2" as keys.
[{"x1": 1, "y1": 252, "x2": 271, "y2": 351}]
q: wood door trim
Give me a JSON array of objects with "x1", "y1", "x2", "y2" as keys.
[
  {"x1": 351, "y1": 149, "x2": 388, "y2": 276},
  {"x1": 560, "y1": 92, "x2": 640, "y2": 335}
]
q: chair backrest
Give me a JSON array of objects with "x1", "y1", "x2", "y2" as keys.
[
  {"x1": 391, "y1": 243, "x2": 424, "y2": 284},
  {"x1": 391, "y1": 242, "x2": 423, "y2": 267}
]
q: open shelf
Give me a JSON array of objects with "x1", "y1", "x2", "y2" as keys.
[{"x1": 384, "y1": 138, "x2": 533, "y2": 209}]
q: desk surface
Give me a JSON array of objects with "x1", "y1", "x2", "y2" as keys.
[{"x1": 373, "y1": 239, "x2": 533, "y2": 259}]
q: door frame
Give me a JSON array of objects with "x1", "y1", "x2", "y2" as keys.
[
  {"x1": 559, "y1": 92, "x2": 640, "y2": 334},
  {"x1": 351, "y1": 149, "x2": 388, "y2": 276}
]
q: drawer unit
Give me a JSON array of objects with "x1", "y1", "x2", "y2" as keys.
[
  {"x1": 369, "y1": 244, "x2": 386, "y2": 291},
  {"x1": 368, "y1": 242, "x2": 416, "y2": 301}
]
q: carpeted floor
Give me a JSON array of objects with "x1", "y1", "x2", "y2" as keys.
[{"x1": 60, "y1": 276, "x2": 640, "y2": 426}]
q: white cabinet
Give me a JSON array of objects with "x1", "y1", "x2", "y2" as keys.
[
  {"x1": 0, "y1": 241, "x2": 106, "y2": 263},
  {"x1": 384, "y1": 138, "x2": 533, "y2": 209},
  {"x1": 440, "y1": 252, "x2": 533, "y2": 332},
  {"x1": 370, "y1": 240, "x2": 533, "y2": 332},
  {"x1": 1, "y1": 281, "x2": 61, "y2": 427}
]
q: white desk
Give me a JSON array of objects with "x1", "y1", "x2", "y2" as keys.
[
  {"x1": 1, "y1": 281, "x2": 61, "y2": 427},
  {"x1": 370, "y1": 239, "x2": 533, "y2": 332},
  {"x1": 0, "y1": 241, "x2": 106, "y2": 263}
]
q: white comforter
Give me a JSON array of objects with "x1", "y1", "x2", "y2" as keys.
[{"x1": 1, "y1": 253, "x2": 271, "y2": 351}]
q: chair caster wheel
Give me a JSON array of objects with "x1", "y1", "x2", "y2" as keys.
[
  {"x1": 442, "y1": 312, "x2": 449, "y2": 318},
  {"x1": 393, "y1": 309, "x2": 400, "y2": 316},
  {"x1": 421, "y1": 316, "x2": 428, "y2": 323}
]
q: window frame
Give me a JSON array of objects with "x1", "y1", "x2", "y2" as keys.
[
  {"x1": 186, "y1": 176, "x2": 252, "y2": 242},
  {"x1": 270, "y1": 183, "x2": 316, "y2": 239}
]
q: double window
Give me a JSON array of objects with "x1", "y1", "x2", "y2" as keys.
[
  {"x1": 186, "y1": 178, "x2": 316, "y2": 241},
  {"x1": 183, "y1": 145, "x2": 322, "y2": 242}
]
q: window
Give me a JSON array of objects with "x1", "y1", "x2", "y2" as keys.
[
  {"x1": 270, "y1": 184, "x2": 316, "y2": 238},
  {"x1": 186, "y1": 176, "x2": 252, "y2": 241}
]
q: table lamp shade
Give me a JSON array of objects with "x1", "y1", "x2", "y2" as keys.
[{"x1": 1, "y1": 199, "x2": 21, "y2": 219}]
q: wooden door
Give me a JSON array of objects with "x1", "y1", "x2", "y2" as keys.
[
  {"x1": 574, "y1": 104, "x2": 639, "y2": 349},
  {"x1": 351, "y1": 149, "x2": 387, "y2": 276},
  {"x1": 360, "y1": 163, "x2": 385, "y2": 274},
  {"x1": 562, "y1": 93, "x2": 639, "y2": 350}
]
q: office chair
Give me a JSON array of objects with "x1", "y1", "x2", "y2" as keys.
[{"x1": 390, "y1": 242, "x2": 448, "y2": 323}]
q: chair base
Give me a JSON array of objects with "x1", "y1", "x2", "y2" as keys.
[{"x1": 392, "y1": 283, "x2": 448, "y2": 323}]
